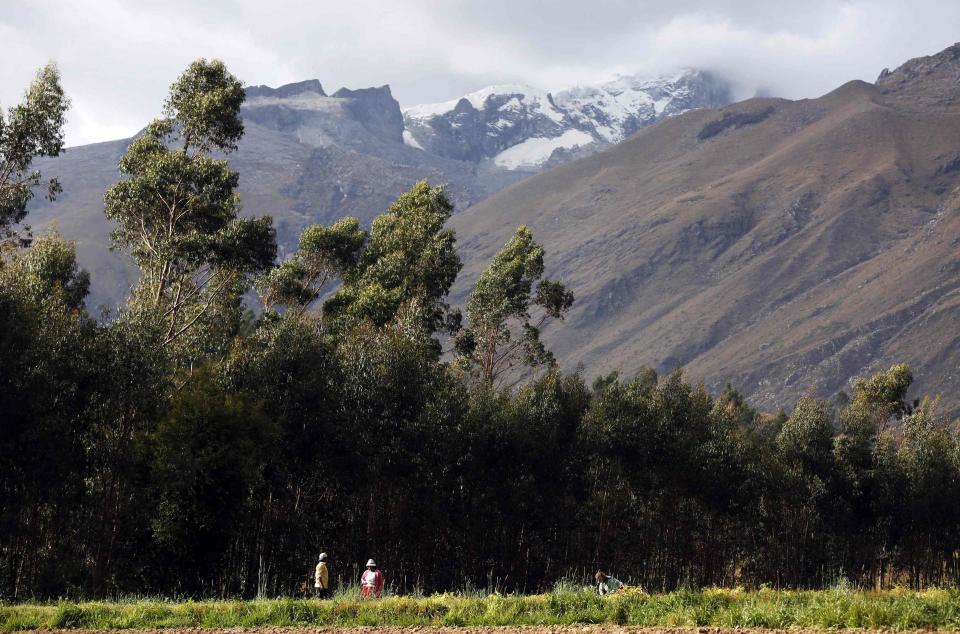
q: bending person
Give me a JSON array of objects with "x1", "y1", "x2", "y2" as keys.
[{"x1": 595, "y1": 570, "x2": 624, "y2": 595}]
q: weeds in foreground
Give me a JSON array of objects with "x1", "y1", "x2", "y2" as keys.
[{"x1": 4, "y1": 587, "x2": 960, "y2": 631}]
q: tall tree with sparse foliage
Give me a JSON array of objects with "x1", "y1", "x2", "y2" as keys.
[
  {"x1": 0, "y1": 64, "x2": 69, "y2": 246},
  {"x1": 455, "y1": 225, "x2": 574, "y2": 385},
  {"x1": 104, "y1": 59, "x2": 275, "y2": 350}
]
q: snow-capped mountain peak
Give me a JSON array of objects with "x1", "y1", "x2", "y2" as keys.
[
  {"x1": 405, "y1": 83, "x2": 559, "y2": 119},
  {"x1": 402, "y1": 69, "x2": 731, "y2": 170}
]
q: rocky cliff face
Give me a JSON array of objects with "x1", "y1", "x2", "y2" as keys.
[
  {"x1": 241, "y1": 82, "x2": 407, "y2": 153},
  {"x1": 245, "y1": 79, "x2": 326, "y2": 99},
  {"x1": 876, "y1": 42, "x2": 960, "y2": 111},
  {"x1": 331, "y1": 86, "x2": 406, "y2": 145},
  {"x1": 402, "y1": 70, "x2": 732, "y2": 170}
]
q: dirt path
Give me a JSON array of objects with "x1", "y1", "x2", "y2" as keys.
[{"x1": 19, "y1": 626, "x2": 947, "y2": 634}]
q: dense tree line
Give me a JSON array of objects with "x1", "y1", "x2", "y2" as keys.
[{"x1": 2, "y1": 60, "x2": 960, "y2": 600}]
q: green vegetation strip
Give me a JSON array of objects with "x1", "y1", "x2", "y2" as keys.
[{"x1": 5, "y1": 587, "x2": 960, "y2": 631}]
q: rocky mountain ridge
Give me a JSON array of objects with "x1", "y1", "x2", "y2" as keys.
[{"x1": 402, "y1": 70, "x2": 731, "y2": 169}]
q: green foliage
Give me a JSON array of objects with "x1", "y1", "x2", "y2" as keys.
[
  {"x1": 842, "y1": 363, "x2": 914, "y2": 436},
  {"x1": 777, "y1": 396, "x2": 834, "y2": 471},
  {"x1": 164, "y1": 59, "x2": 245, "y2": 152},
  {"x1": 64, "y1": 59, "x2": 280, "y2": 598},
  {"x1": 78, "y1": 315, "x2": 172, "y2": 596},
  {"x1": 151, "y1": 370, "x2": 276, "y2": 592},
  {"x1": 2, "y1": 230, "x2": 89, "y2": 309},
  {"x1": 456, "y1": 225, "x2": 574, "y2": 384},
  {"x1": 104, "y1": 59, "x2": 276, "y2": 353},
  {"x1": 324, "y1": 180, "x2": 460, "y2": 336},
  {"x1": 0, "y1": 237, "x2": 95, "y2": 599},
  {"x1": 256, "y1": 217, "x2": 367, "y2": 312},
  {"x1": 0, "y1": 63, "x2": 69, "y2": 245},
  {"x1": 15, "y1": 231, "x2": 90, "y2": 308}
]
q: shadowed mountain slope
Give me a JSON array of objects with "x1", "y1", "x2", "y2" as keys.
[{"x1": 451, "y1": 44, "x2": 960, "y2": 415}]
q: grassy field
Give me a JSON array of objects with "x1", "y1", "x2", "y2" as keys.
[{"x1": 5, "y1": 585, "x2": 960, "y2": 631}]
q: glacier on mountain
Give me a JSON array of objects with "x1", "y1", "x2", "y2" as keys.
[
  {"x1": 402, "y1": 69, "x2": 731, "y2": 170},
  {"x1": 493, "y1": 129, "x2": 594, "y2": 170}
]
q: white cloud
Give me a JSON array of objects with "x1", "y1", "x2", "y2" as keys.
[{"x1": 1, "y1": 0, "x2": 957, "y2": 146}]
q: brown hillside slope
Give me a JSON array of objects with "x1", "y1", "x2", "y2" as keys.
[{"x1": 451, "y1": 44, "x2": 960, "y2": 415}]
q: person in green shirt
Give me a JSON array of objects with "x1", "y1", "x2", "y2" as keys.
[{"x1": 595, "y1": 570, "x2": 624, "y2": 595}]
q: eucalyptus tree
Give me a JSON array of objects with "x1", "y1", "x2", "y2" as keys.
[
  {"x1": 92, "y1": 58, "x2": 276, "y2": 594},
  {"x1": 897, "y1": 401, "x2": 960, "y2": 586},
  {"x1": 0, "y1": 233, "x2": 90, "y2": 599},
  {"x1": 323, "y1": 180, "x2": 461, "y2": 338},
  {"x1": 772, "y1": 396, "x2": 839, "y2": 585},
  {"x1": 8, "y1": 230, "x2": 89, "y2": 309},
  {"x1": 104, "y1": 59, "x2": 275, "y2": 350},
  {"x1": 455, "y1": 225, "x2": 574, "y2": 385},
  {"x1": 256, "y1": 217, "x2": 366, "y2": 314},
  {"x1": 0, "y1": 64, "x2": 69, "y2": 246},
  {"x1": 830, "y1": 364, "x2": 915, "y2": 580}
]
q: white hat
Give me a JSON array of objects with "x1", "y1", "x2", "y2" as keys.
[
  {"x1": 319, "y1": 553, "x2": 327, "y2": 561},
  {"x1": 366, "y1": 558, "x2": 377, "y2": 567}
]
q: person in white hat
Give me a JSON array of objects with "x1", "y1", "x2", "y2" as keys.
[
  {"x1": 314, "y1": 553, "x2": 329, "y2": 598},
  {"x1": 360, "y1": 558, "x2": 384, "y2": 598}
]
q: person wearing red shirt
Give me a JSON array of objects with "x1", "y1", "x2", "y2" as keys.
[{"x1": 360, "y1": 558, "x2": 384, "y2": 598}]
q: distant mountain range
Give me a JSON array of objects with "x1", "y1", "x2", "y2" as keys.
[
  {"x1": 402, "y1": 70, "x2": 730, "y2": 169},
  {"x1": 450, "y1": 42, "x2": 960, "y2": 417},
  {"x1": 27, "y1": 68, "x2": 732, "y2": 309}
]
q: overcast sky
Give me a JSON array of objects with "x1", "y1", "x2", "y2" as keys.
[{"x1": 1, "y1": 0, "x2": 958, "y2": 146}]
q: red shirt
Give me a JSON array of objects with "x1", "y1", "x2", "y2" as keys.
[{"x1": 361, "y1": 569, "x2": 384, "y2": 596}]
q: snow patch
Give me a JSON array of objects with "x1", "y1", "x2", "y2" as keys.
[
  {"x1": 498, "y1": 97, "x2": 523, "y2": 112},
  {"x1": 494, "y1": 129, "x2": 594, "y2": 170},
  {"x1": 403, "y1": 98, "x2": 462, "y2": 119},
  {"x1": 462, "y1": 84, "x2": 540, "y2": 109},
  {"x1": 594, "y1": 124, "x2": 619, "y2": 143},
  {"x1": 404, "y1": 84, "x2": 565, "y2": 124},
  {"x1": 402, "y1": 71, "x2": 697, "y2": 130},
  {"x1": 402, "y1": 129, "x2": 424, "y2": 150}
]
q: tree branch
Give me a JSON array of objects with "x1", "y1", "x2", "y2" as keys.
[{"x1": 162, "y1": 270, "x2": 236, "y2": 346}]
